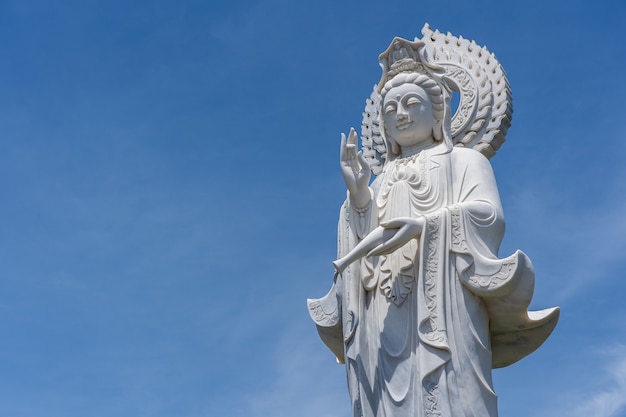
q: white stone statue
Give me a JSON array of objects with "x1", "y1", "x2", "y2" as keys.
[{"x1": 308, "y1": 24, "x2": 560, "y2": 417}]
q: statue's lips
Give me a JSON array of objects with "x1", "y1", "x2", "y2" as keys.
[{"x1": 396, "y1": 121, "x2": 413, "y2": 130}]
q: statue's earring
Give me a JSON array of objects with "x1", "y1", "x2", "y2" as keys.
[
  {"x1": 390, "y1": 139, "x2": 400, "y2": 155},
  {"x1": 387, "y1": 135, "x2": 400, "y2": 155},
  {"x1": 384, "y1": 126, "x2": 400, "y2": 155},
  {"x1": 433, "y1": 120, "x2": 443, "y2": 141}
]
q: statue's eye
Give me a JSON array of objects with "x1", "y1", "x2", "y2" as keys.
[
  {"x1": 406, "y1": 97, "x2": 421, "y2": 107},
  {"x1": 384, "y1": 104, "x2": 396, "y2": 114}
]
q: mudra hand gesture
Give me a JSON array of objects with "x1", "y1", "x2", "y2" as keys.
[{"x1": 340, "y1": 127, "x2": 370, "y2": 209}]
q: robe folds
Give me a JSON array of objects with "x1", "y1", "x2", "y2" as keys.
[{"x1": 308, "y1": 145, "x2": 559, "y2": 417}]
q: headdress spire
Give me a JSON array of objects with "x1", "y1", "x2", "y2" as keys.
[{"x1": 377, "y1": 37, "x2": 446, "y2": 92}]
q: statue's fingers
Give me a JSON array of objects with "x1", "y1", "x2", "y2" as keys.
[
  {"x1": 385, "y1": 231, "x2": 406, "y2": 248},
  {"x1": 346, "y1": 143, "x2": 357, "y2": 160},
  {"x1": 348, "y1": 127, "x2": 358, "y2": 146},
  {"x1": 340, "y1": 132, "x2": 347, "y2": 160},
  {"x1": 357, "y1": 151, "x2": 369, "y2": 170},
  {"x1": 366, "y1": 243, "x2": 385, "y2": 257},
  {"x1": 367, "y1": 238, "x2": 400, "y2": 257},
  {"x1": 380, "y1": 218, "x2": 408, "y2": 229},
  {"x1": 367, "y1": 228, "x2": 398, "y2": 256}
]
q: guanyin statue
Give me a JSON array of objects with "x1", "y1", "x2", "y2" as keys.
[{"x1": 308, "y1": 24, "x2": 559, "y2": 417}]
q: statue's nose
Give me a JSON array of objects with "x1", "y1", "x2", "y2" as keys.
[{"x1": 397, "y1": 105, "x2": 408, "y2": 120}]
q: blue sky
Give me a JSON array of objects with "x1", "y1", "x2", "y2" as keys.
[{"x1": 0, "y1": 0, "x2": 625, "y2": 416}]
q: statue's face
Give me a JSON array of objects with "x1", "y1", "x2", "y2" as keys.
[{"x1": 382, "y1": 83, "x2": 435, "y2": 148}]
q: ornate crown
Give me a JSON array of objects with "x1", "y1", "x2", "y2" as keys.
[{"x1": 377, "y1": 37, "x2": 444, "y2": 92}]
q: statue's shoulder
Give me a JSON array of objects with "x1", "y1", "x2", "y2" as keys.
[{"x1": 450, "y1": 146, "x2": 491, "y2": 167}]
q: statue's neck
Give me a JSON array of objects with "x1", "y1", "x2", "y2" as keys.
[{"x1": 400, "y1": 139, "x2": 436, "y2": 158}]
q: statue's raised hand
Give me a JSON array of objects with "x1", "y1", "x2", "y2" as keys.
[{"x1": 340, "y1": 128, "x2": 371, "y2": 208}]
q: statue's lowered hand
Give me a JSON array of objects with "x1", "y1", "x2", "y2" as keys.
[
  {"x1": 367, "y1": 217, "x2": 424, "y2": 257},
  {"x1": 333, "y1": 216, "x2": 423, "y2": 274}
]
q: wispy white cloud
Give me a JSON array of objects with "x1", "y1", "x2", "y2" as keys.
[
  {"x1": 240, "y1": 320, "x2": 349, "y2": 417},
  {"x1": 533, "y1": 345, "x2": 626, "y2": 417},
  {"x1": 545, "y1": 198, "x2": 626, "y2": 302},
  {"x1": 235, "y1": 255, "x2": 349, "y2": 417}
]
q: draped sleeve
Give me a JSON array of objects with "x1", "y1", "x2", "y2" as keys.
[
  {"x1": 307, "y1": 180, "x2": 381, "y2": 364},
  {"x1": 449, "y1": 148, "x2": 560, "y2": 368}
]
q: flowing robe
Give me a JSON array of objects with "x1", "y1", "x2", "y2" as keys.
[{"x1": 308, "y1": 145, "x2": 559, "y2": 417}]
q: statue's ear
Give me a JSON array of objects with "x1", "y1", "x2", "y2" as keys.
[{"x1": 433, "y1": 119, "x2": 443, "y2": 141}]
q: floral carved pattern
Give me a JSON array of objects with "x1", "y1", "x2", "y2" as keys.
[
  {"x1": 424, "y1": 374, "x2": 442, "y2": 417},
  {"x1": 450, "y1": 205, "x2": 468, "y2": 252},
  {"x1": 308, "y1": 299, "x2": 339, "y2": 326},
  {"x1": 469, "y1": 259, "x2": 516, "y2": 289},
  {"x1": 421, "y1": 214, "x2": 446, "y2": 344}
]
